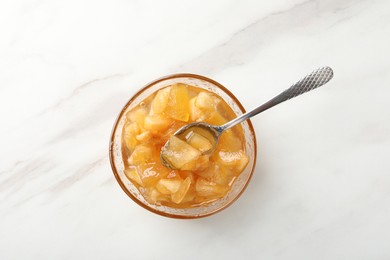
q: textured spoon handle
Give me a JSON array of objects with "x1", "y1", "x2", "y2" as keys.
[
  {"x1": 273, "y1": 66, "x2": 334, "y2": 103},
  {"x1": 218, "y1": 66, "x2": 334, "y2": 132}
]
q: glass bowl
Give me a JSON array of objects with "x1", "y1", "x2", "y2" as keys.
[{"x1": 109, "y1": 74, "x2": 257, "y2": 219}]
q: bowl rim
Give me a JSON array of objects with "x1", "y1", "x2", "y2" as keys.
[{"x1": 109, "y1": 73, "x2": 257, "y2": 219}]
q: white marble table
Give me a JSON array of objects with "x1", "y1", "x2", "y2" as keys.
[{"x1": 1, "y1": 0, "x2": 390, "y2": 259}]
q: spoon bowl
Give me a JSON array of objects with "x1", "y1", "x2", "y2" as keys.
[{"x1": 160, "y1": 122, "x2": 220, "y2": 169}]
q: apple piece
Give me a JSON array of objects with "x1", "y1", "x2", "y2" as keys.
[
  {"x1": 195, "y1": 91, "x2": 220, "y2": 111},
  {"x1": 164, "y1": 84, "x2": 190, "y2": 122},
  {"x1": 189, "y1": 96, "x2": 203, "y2": 121},
  {"x1": 172, "y1": 177, "x2": 192, "y2": 204},
  {"x1": 195, "y1": 167, "x2": 214, "y2": 179},
  {"x1": 234, "y1": 152, "x2": 249, "y2": 172},
  {"x1": 195, "y1": 178, "x2": 226, "y2": 197},
  {"x1": 144, "y1": 114, "x2": 172, "y2": 131},
  {"x1": 124, "y1": 135, "x2": 138, "y2": 152},
  {"x1": 124, "y1": 167, "x2": 143, "y2": 186},
  {"x1": 124, "y1": 122, "x2": 140, "y2": 136},
  {"x1": 156, "y1": 179, "x2": 182, "y2": 194},
  {"x1": 135, "y1": 131, "x2": 152, "y2": 142},
  {"x1": 123, "y1": 122, "x2": 141, "y2": 151},
  {"x1": 212, "y1": 164, "x2": 235, "y2": 186},
  {"x1": 150, "y1": 87, "x2": 171, "y2": 114},
  {"x1": 161, "y1": 136, "x2": 201, "y2": 169},
  {"x1": 217, "y1": 150, "x2": 249, "y2": 172},
  {"x1": 148, "y1": 188, "x2": 170, "y2": 204},
  {"x1": 137, "y1": 162, "x2": 171, "y2": 187},
  {"x1": 195, "y1": 162, "x2": 218, "y2": 180},
  {"x1": 159, "y1": 121, "x2": 187, "y2": 144},
  {"x1": 128, "y1": 145, "x2": 154, "y2": 165},
  {"x1": 186, "y1": 131, "x2": 213, "y2": 153},
  {"x1": 126, "y1": 107, "x2": 147, "y2": 126},
  {"x1": 180, "y1": 155, "x2": 210, "y2": 171}
]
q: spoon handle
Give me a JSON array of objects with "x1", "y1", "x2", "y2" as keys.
[{"x1": 218, "y1": 66, "x2": 334, "y2": 132}]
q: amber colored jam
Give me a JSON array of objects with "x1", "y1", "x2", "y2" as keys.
[{"x1": 122, "y1": 83, "x2": 249, "y2": 208}]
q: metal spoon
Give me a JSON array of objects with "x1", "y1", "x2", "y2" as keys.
[{"x1": 161, "y1": 66, "x2": 334, "y2": 169}]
